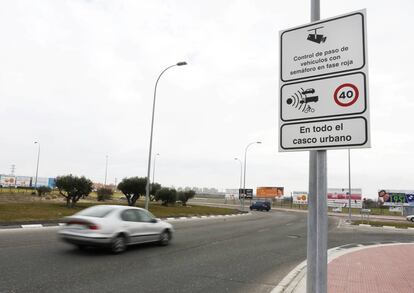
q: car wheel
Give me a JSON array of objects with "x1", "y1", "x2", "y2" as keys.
[
  {"x1": 111, "y1": 235, "x2": 126, "y2": 254},
  {"x1": 159, "y1": 230, "x2": 171, "y2": 246},
  {"x1": 411, "y1": 218, "x2": 414, "y2": 222}
]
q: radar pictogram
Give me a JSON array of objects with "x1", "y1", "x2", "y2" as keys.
[{"x1": 286, "y1": 88, "x2": 319, "y2": 113}]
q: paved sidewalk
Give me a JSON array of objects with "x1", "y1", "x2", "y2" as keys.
[
  {"x1": 328, "y1": 244, "x2": 414, "y2": 293},
  {"x1": 274, "y1": 243, "x2": 414, "y2": 293}
]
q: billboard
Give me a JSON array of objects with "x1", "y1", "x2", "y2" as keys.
[
  {"x1": 327, "y1": 188, "x2": 362, "y2": 208},
  {"x1": 378, "y1": 190, "x2": 414, "y2": 207},
  {"x1": 48, "y1": 178, "x2": 56, "y2": 188},
  {"x1": 33, "y1": 177, "x2": 49, "y2": 187},
  {"x1": 16, "y1": 176, "x2": 32, "y2": 187},
  {"x1": 290, "y1": 188, "x2": 362, "y2": 207},
  {"x1": 256, "y1": 187, "x2": 284, "y2": 198},
  {"x1": 292, "y1": 191, "x2": 308, "y2": 205},
  {"x1": 0, "y1": 175, "x2": 16, "y2": 187}
]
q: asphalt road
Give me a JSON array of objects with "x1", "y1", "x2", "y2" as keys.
[{"x1": 1, "y1": 210, "x2": 413, "y2": 293}]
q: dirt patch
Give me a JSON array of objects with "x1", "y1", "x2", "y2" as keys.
[{"x1": 0, "y1": 191, "x2": 64, "y2": 203}]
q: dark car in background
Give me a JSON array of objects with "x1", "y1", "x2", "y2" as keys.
[{"x1": 249, "y1": 201, "x2": 271, "y2": 212}]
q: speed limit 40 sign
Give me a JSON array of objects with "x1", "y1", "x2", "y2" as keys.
[
  {"x1": 280, "y1": 72, "x2": 367, "y2": 122},
  {"x1": 334, "y1": 83, "x2": 359, "y2": 107}
]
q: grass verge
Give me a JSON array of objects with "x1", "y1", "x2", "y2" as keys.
[
  {"x1": 353, "y1": 220, "x2": 414, "y2": 229},
  {"x1": 0, "y1": 201, "x2": 239, "y2": 223}
]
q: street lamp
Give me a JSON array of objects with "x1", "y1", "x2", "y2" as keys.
[
  {"x1": 152, "y1": 153, "x2": 160, "y2": 186},
  {"x1": 145, "y1": 61, "x2": 187, "y2": 210},
  {"x1": 234, "y1": 157, "x2": 243, "y2": 209},
  {"x1": 34, "y1": 141, "x2": 40, "y2": 188},
  {"x1": 242, "y1": 141, "x2": 262, "y2": 210},
  {"x1": 234, "y1": 158, "x2": 243, "y2": 190},
  {"x1": 104, "y1": 155, "x2": 108, "y2": 187}
]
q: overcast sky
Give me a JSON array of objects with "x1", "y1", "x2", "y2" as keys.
[{"x1": 1, "y1": 0, "x2": 413, "y2": 198}]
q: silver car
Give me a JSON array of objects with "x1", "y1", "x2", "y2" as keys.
[{"x1": 58, "y1": 205, "x2": 174, "y2": 253}]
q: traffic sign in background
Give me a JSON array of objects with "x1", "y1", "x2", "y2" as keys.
[{"x1": 239, "y1": 188, "x2": 253, "y2": 199}]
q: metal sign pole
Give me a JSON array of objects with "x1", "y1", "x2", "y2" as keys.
[
  {"x1": 348, "y1": 149, "x2": 352, "y2": 221},
  {"x1": 307, "y1": 1, "x2": 328, "y2": 293}
]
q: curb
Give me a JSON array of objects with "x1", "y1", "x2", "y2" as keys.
[
  {"x1": 356, "y1": 223, "x2": 414, "y2": 231},
  {"x1": 272, "y1": 242, "x2": 414, "y2": 293},
  {"x1": 0, "y1": 212, "x2": 251, "y2": 230}
]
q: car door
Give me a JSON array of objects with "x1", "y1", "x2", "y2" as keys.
[
  {"x1": 120, "y1": 209, "x2": 147, "y2": 244},
  {"x1": 135, "y1": 210, "x2": 161, "y2": 242}
]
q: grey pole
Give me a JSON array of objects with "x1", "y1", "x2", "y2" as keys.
[
  {"x1": 348, "y1": 149, "x2": 352, "y2": 222},
  {"x1": 152, "y1": 153, "x2": 160, "y2": 186},
  {"x1": 104, "y1": 155, "x2": 108, "y2": 186},
  {"x1": 307, "y1": 1, "x2": 327, "y2": 293},
  {"x1": 242, "y1": 141, "x2": 261, "y2": 211},
  {"x1": 234, "y1": 158, "x2": 243, "y2": 190},
  {"x1": 145, "y1": 62, "x2": 187, "y2": 210},
  {"x1": 234, "y1": 157, "x2": 243, "y2": 209},
  {"x1": 34, "y1": 141, "x2": 40, "y2": 188}
]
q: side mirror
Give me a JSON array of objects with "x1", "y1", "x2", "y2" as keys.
[{"x1": 150, "y1": 218, "x2": 158, "y2": 223}]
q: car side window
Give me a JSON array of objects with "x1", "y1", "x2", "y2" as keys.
[
  {"x1": 136, "y1": 210, "x2": 154, "y2": 223},
  {"x1": 121, "y1": 209, "x2": 138, "y2": 222}
]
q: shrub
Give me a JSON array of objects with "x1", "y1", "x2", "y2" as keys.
[
  {"x1": 117, "y1": 177, "x2": 147, "y2": 206},
  {"x1": 36, "y1": 186, "x2": 52, "y2": 197},
  {"x1": 177, "y1": 190, "x2": 196, "y2": 206},
  {"x1": 155, "y1": 188, "x2": 177, "y2": 206},
  {"x1": 97, "y1": 187, "x2": 113, "y2": 201},
  {"x1": 150, "y1": 183, "x2": 162, "y2": 201},
  {"x1": 55, "y1": 175, "x2": 93, "y2": 208}
]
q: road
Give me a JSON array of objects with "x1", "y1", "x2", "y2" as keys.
[
  {"x1": 1, "y1": 210, "x2": 413, "y2": 293},
  {"x1": 190, "y1": 197, "x2": 409, "y2": 222}
]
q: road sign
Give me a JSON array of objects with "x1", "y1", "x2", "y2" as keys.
[
  {"x1": 239, "y1": 188, "x2": 253, "y2": 199},
  {"x1": 279, "y1": 9, "x2": 370, "y2": 152},
  {"x1": 280, "y1": 11, "x2": 365, "y2": 82},
  {"x1": 280, "y1": 72, "x2": 366, "y2": 122},
  {"x1": 280, "y1": 117, "x2": 368, "y2": 150}
]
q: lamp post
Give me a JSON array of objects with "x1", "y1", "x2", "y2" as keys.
[
  {"x1": 234, "y1": 158, "x2": 243, "y2": 190},
  {"x1": 145, "y1": 62, "x2": 187, "y2": 210},
  {"x1": 242, "y1": 141, "x2": 262, "y2": 210},
  {"x1": 104, "y1": 155, "x2": 108, "y2": 187},
  {"x1": 34, "y1": 141, "x2": 40, "y2": 188},
  {"x1": 234, "y1": 157, "x2": 243, "y2": 208},
  {"x1": 152, "y1": 153, "x2": 160, "y2": 186}
]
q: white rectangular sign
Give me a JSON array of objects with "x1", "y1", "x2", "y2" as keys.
[
  {"x1": 280, "y1": 117, "x2": 368, "y2": 150},
  {"x1": 280, "y1": 72, "x2": 366, "y2": 122},
  {"x1": 279, "y1": 9, "x2": 370, "y2": 152},
  {"x1": 280, "y1": 11, "x2": 365, "y2": 82}
]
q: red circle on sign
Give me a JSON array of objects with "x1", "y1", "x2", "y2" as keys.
[{"x1": 333, "y1": 83, "x2": 359, "y2": 107}]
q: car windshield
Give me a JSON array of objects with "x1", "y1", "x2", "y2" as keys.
[{"x1": 76, "y1": 206, "x2": 114, "y2": 218}]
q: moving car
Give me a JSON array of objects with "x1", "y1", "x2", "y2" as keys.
[
  {"x1": 249, "y1": 201, "x2": 271, "y2": 212},
  {"x1": 58, "y1": 205, "x2": 174, "y2": 253},
  {"x1": 406, "y1": 214, "x2": 414, "y2": 222}
]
